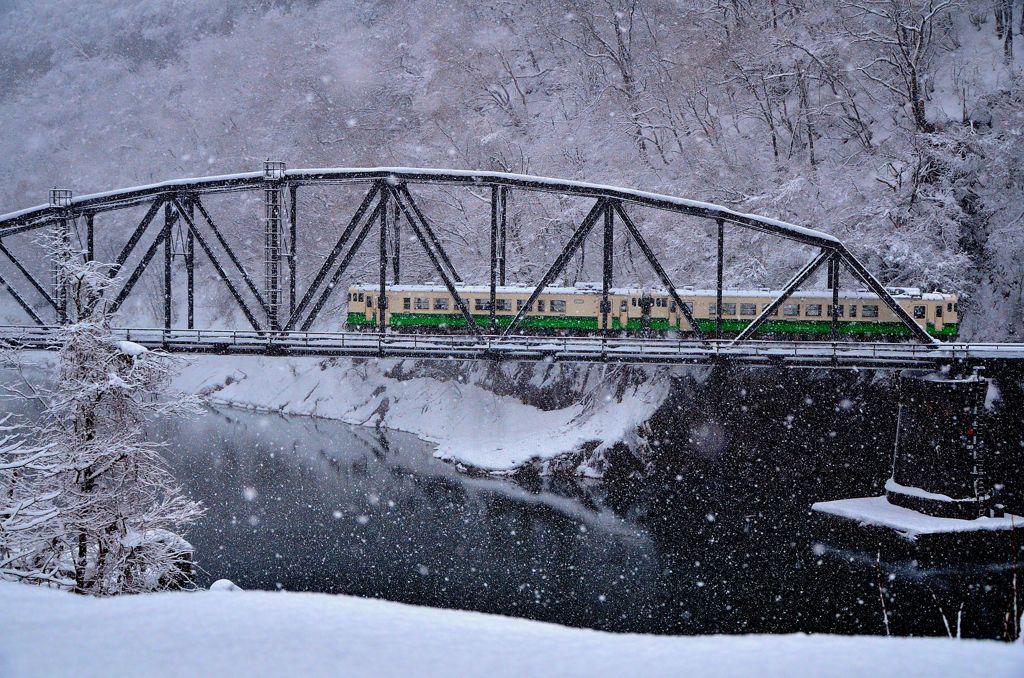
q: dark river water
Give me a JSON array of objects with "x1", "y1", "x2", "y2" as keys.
[{"x1": 157, "y1": 370, "x2": 1024, "y2": 641}]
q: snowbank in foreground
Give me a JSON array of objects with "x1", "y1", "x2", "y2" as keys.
[
  {"x1": 0, "y1": 583, "x2": 1019, "y2": 678},
  {"x1": 172, "y1": 355, "x2": 667, "y2": 474}
]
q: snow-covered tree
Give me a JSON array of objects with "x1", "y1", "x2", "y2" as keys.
[{"x1": 0, "y1": 232, "x2": 202, "y2": 595}]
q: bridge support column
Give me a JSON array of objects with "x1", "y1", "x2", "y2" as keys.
[
  {"x1": 163, "y1": 203, "x2": 173, "y2": 329},
  {"x1": 601, "y1": 202, "x2": 613, "y2": 334},
  {"x1": 887, "y1": 369, "x2": 994, "y2": 519},
  {"x1": 85, "y1": 213, "x2": 94, "y2": 263},
  {"x1": 49, "y1": 189, "x2": 72, "y2": 324},
  {"x1": 490, "y1": 186, "x2": 499, "y2": 333},
  {"x1": 288, "y1": 184, "x2": 297, "y2": 318},
  {"x1": 391, "y1": 198, "x2": 400, "y2": 284},
  {"x1": 186, "y1": 197, "x2": 195, "y2": 329},
  {"x1": 715, "y1": 219, "x2": 724, "y2": 339},
  {"x1": 829, "y1": 253, "x2": 840, "y2": 340},
  {"x1": 378, "y1": 189, "x2": 388, "y2": 334},
  {"x1": 498, "y1": 186, "x2": 507, "y2": 286},
  {"x1": 264, "y1": 161, "x2": 286, "y2": 331},
  {"x1": 83, "y1": 212, "x2": 97, "y2": 315}
]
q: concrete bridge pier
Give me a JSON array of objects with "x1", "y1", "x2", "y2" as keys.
[
  {"x1": 812, "y1": 366, "x2": 1022, "y2": 563},
  {"x1": 886, "y1": 369, "x2": 998, "y2": 520}
]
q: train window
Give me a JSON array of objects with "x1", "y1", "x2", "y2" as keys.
[
  {"x1": 761, "y1": 304, "x2": 778, "y2": 317},
  {"x1": 550, "y1": 300, "x2": 566, "y2": 313},
  {"x1": 862, "y1": 305, "x2": 879, "y2": 318},
  {"x1": 358, "y1": 293, "x2": 364, "y2": 302},
  {"x1": 721, "y1": 303, "x2": 736, "y2": 315},
  {"x1": 740, "y1": 303, "x2": 757, "y2": 316},
  {"x1": 434, "y1": 298, "x2": 449, "y2": 310},
  {"x1": 631, "y1": 298, "x2": 637, "y2": 307},
  {"x1": 708, "y1": 303, "x2": 717, "y2": 315},
  {"x1": 474, "y1": 299, "x2": 492, "y2": 311},
  {"x1": 783, "y1": 304, "x2": 800, "y2": 316},
  {"x1": 806, "y1": 304, "x2": 822, "y2": 317},
  {"x1": 670, "y1": 301, "x2": 676, "y2": 312},
  {"x1": 574, "y1": 298, "x2": 585, "y2": 305},
  {"x1": 516, "y1": 299, "x2": 532, "y2": 311},
  {"x1": 347, "y1": 293, "x2": 352, "y2": 301},
  {"x1": 414, "y1": 297, "x2": 430, "y2": 310},
  {"x1": 620, "y1": 300, "x2": 628, "y2": 312},
  {"x1": 402, "y1": 297, "x2": 411, "y2": 310},
  {"x1": 683, "y1": 302, "x2": 693, "y2": 314},
  {"x1": 935, "y1": 306, "x2": 943, "y2": 318},
  {"x1": 537, "y1": 299, "x2": 546, "y2": 312},
  {"x1": 367, "y1": 297, "x2": 373, "y2": 308},
  {"x1": 947, "y1": 302, "x2": 953, "y2": 312},
  {"x1": 497, "y1": 299, "x2": 513, "y2": 311},
  {"x1": 913, "y1": 305, "x2": 926, "y2": 319},
  {"x1": 849, "y1": 305, "x2": 857, "y2": 318},
  {"x1": 827, "y1": 305, "x2": 844, "y2": 317},
  {"x1": 953, "y1": 303, "x2": 958, "y2": 312}
]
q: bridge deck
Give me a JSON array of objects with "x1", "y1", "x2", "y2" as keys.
[{"x1": 3, "y1": 326, "x2": 1023, "y2": 369}]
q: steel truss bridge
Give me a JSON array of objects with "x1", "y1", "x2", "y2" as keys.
[{"x1": 0, "y1": 163, "x2": 1022, "y2": 370}]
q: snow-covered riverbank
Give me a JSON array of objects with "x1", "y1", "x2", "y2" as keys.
[
  {"x1": 171, "y1": 355, "x2": 669, "y2": 475},
  {"x1": 1, "y1": 582, "x2": 1020, "y2": 678}
]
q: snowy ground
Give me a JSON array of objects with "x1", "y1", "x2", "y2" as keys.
[
  {"x1": 171, "y1": 354, "x2": 666, "y2": 474},
  {"x1": 0, "y1": 583, "x2": 1020, "y2": 678}
]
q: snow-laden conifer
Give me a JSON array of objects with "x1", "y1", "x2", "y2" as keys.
[{"x1": 0, "y1": 228, "x2": 202, "y2": 594}]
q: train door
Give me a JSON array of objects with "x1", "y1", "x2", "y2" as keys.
[{"x1": 639, "y1": 292, "x2": 654, "y2": 331}]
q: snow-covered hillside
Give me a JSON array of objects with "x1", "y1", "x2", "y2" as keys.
[
  {"x1": 1, "y1": 582, "x2": 1020, "y2": 678},
  {"x1": 2, "y1": 2, "x2": 1023, "y2": 338}
]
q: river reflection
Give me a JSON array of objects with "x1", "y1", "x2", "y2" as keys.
[{"x1": 159, "y1": 405, "x2": 1021, "y2": 641}]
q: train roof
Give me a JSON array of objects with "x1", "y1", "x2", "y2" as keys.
[
  {"x1": 349, "y1": 283, "x2": 952, "y2": 301},
  {"x1": 352, "y1": 283, "x2": 659, "y2": 296}
]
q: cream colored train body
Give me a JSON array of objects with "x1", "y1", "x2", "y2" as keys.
[{"x1": 344, "y1": 283, "x2": 959, "y2": 338}]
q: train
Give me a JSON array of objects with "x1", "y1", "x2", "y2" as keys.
[{"x1": 344, "y1": 282, "x2": 959, "y2": 339}]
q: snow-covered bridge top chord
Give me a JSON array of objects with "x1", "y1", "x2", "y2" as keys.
[{"x1": 0, "y1": 167, "x2": 840, "y2": 248}]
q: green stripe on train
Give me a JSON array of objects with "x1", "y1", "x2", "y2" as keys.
[
  {"x1": 692, "y1": 318, "x2": 958, "y2": 337},
  {"x1": 347, "y1": 312, "x2": 377, "y2": 326},
  {"x1": 383, "y1": 313, "x2": 603, "y2": 330},
  {"x1": 348, "y1": 312, "x2": 958, "y2": 337}
]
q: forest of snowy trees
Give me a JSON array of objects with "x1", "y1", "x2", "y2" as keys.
[{"x1": 1, "y1": 1, "x2": 1023, "y2": 339}]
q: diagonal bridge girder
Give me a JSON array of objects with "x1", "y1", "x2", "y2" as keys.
[{"x1": 0, "y1": 166, "x2": 937, "y2": 346}]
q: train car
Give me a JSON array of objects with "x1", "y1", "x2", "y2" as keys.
[
  {"x1": 681, "y1": 286, "x2": 958, "y2": 338},
  {"x1": 345, "y1": 283, "x2": 629, "y2": 332},
  {"x1": 344, "y1": 283, "x2": 958, "y2": 339}
]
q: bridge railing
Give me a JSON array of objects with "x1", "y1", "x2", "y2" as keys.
[{"x1": 3, "y1": 325, "x2": 1023, "y2": 365}]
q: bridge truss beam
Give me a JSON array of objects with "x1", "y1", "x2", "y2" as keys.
[{"x1": 0, "y1": 165, "x2": 938, "y2": 348}]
